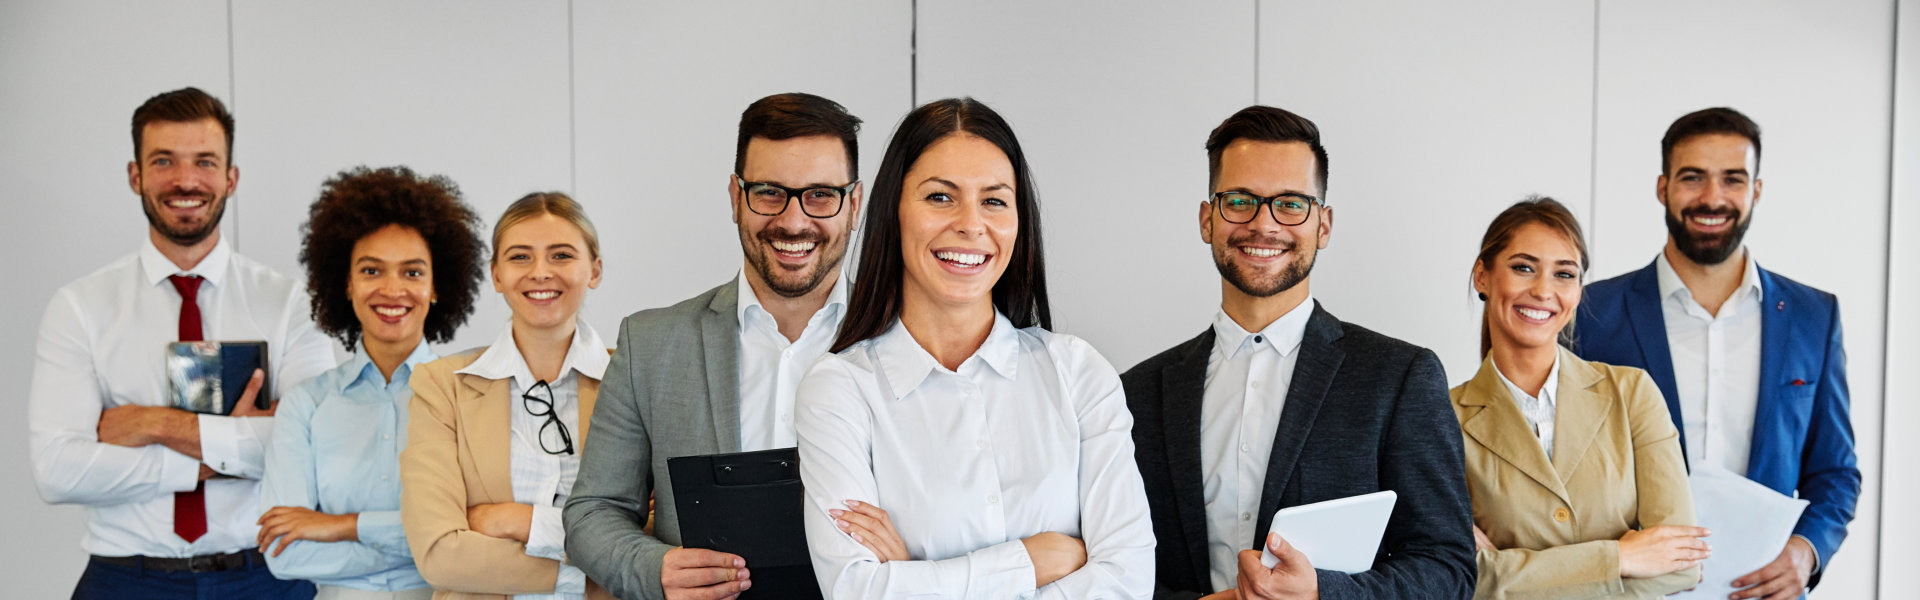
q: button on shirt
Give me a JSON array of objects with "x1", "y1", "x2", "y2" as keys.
[
  {"x1": 1655, "y1": 252, "x2": 1763, "y2": 476},
  {"x1": 736, "y1": 271, "x2": 847, "y2": 451},
  {"x1": 456, "y1": 319, "x2": 610, "y2": 600},
  {"x1": 1200, "y1": 298, "x2": 1313, "y2": 592},
  {"x1": 259, "y1": 343, "x2": 437, "y2": 590},
  {"x1": 28, "y1": 239, "x2": 336, "y2": 558},
  {"x1": 1491, "y1": 355, "x2": 1561, "y2": 461},
  {"x1": 796, "y1": 314, "x2": 1155, "y2": 599}
]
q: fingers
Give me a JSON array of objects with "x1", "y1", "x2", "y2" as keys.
[
  {"x1": 844, "y1": 500, "x2": 896, "y2": 531},
  {"x1": 1731, "y1": 558, "x2": 1788, "y2": 589},
  {"x1": 232, "y1": 370, "x2": 267, "y2": 415},
  {"x1": 667, "y1": 547, "x2": 746, "y2": 569},
  {"x1": 1651, "y1": 525, "x2": 1711, "y2": 539},
  {"x1": 1729, "y1": 570, "x2": 1792, "y2": 600},
  {"x1": 663, "y1": 566, "x2": 749, "y2": 590}
]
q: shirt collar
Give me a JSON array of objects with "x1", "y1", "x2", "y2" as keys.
[
  {"x1": 139, "y1": 235, "x2": 233, "y2": 288},
  {"x1": 1491, "y1": 352, "x2": 1561, "y2": 409},
  {"x1": 1210, "y1": 296, "x2": 1315, "y2": 362},
  {"x1": 456, "y1": 318, "x2": 609, "y2": 389},
  {"x1": 345, "y1": 341, "x2": 440, "y2": 391},
  {"x1": 1653, "y1": 249, "x2": 1764, "y2": 306},
  {"x1": 872, "y1": 311, "x2": 1021, "y2": 400},
  {"x1": 735, "y1": 268, "x2": 850, "y2": 329}
]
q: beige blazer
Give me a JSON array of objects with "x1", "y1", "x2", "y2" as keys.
[
  {"x1": 1451, "y1": 346, "x2": 1698, "y2": 600},
  {"x1": 400, "y1": 349, "x2": 615, "y2": 600}
]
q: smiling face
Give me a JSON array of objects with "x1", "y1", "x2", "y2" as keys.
[
  {"x1": 1475, "y1": 222, "x2": 1584, "y2": 354},
  {"x1": 897, "y1": 133, "x2": 1017, "y2": 312},
  {"x1": 349, "y1": 224, "x2": 434, "y2": 355},
  {"x1": 492, "y1": 213, "x2": 601, "y2": 334},
  {"x1": 731, "y1": 134, "x2": 861, "y2": 299},
  {"x1": 1201, "y1": 139, "x2": 1330, "y2": 302},
  {"x1": 1658, "y1": 132, "x2": 1761, "y2": 266},
  {"x1": 128, "y1": 118, "x2": 238, "y2": 248}
]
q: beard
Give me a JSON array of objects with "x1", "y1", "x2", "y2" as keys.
[
  {"x1": 141, "y1": 189, "x2": 227, "y2": 247},
  {"x1": 741, "y1": 225, "x2": 847, "y2": 298},
  {"x1": 1213, "y1": 233, "x2": 1316, "y2": 298},
  {"x1": 1664, "y1": 203, "x2": 1750, "y2": 265}
]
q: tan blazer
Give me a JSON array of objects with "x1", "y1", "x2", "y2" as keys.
[
  {"x1": 400, "y1": 349, "x2": 615, "y2": 600},
  {"x1": 1451, "y1": 346, "x2": 1698, "y2": 600}
]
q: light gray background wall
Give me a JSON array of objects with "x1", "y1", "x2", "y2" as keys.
[{"x1": 0, "y1": 1, "x2": 1908, "y2": 596}]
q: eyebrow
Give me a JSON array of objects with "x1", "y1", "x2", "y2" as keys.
[
  {"x1": 1510, "y1": 252, "x2": 1581, "y2": 267},
  {"x1": 355, "y1": 256, "x2": 429, "y2": 266},
  {"x1": 1222, "y1": 188, "x2": 1319, "y2": 201},
  {"x1": 504, "y1": 243, "x2": 579, "y2": 252},
  {"x1": 1674, "y1": 166, "x2": 1749, "y2": 177},
  {"x1": 921, "y1": 176, "x2": 1012, "y2": 193}
]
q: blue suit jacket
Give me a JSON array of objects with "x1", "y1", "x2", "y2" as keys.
[{"x1": 1573, "y1": 260, "x2": 1860, "y2": 584}]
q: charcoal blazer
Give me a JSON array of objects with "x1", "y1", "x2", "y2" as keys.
[{"x1": 1121, "y1": 302, "x2": 1476, "y2": 600}]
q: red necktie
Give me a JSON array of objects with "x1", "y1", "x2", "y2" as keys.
[{"x1": 168, "y1": 275, "x2": 208, "y2": 543}]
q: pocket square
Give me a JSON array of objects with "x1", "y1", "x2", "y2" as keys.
[{"x1": 1791, "y1": 379, "x2": 1808, "y2": 386}]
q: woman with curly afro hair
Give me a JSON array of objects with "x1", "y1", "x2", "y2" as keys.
[{"x1": 256, "y1": 166, "x2": 486, "y2": 600}]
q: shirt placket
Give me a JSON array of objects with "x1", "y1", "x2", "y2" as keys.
[
  {"x1": 1705, "y1": 316, "x2": 1725, "y2": 467},
  {"x1": 963, "y1": 376, "x2": 1009, "y2": 543},
  {"x1": 1237, "y1": 340, "x2": 1272, "y2": 546}
]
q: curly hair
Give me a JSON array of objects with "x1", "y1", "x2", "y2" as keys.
[{"x1": 299, "y1": 166, "x2": 487, "y2": 351}]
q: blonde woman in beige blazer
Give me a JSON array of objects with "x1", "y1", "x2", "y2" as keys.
[
  {"x1": 1454, "y1": 198, "x2": 1707, "y2": 600},
  {"x1": 400, "y1": 193, "x2": 615, "y2": 600}
]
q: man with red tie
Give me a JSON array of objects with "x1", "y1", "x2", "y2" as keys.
[{"x1": 28, "y1": 87, "x2": 335, "y2": 598}]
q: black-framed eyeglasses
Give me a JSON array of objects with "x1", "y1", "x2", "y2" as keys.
[
  {"x1": 1210, "y1": 191, "x2": 1326, "y2": 226},
  {"x1": 521, "y1": 380, "x2": 574, "y2": 456},
  {"x1": 735, "y1": 175, "x2": 857, "y2": 218}
]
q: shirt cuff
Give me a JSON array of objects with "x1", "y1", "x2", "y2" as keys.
[
  {"x1": 966, "y1": 539, "x2": 1038, "y2": 600},
  {"x1": 1792, "y1": 534, "x2": 1820, "y2": 573},
  {"x1": 526, "y1": 503, "x2": 568, "y2": 561},
  {"x1": 555, "y1": 563, "x2": 587, "y2": 594},
  {"x1": 160, "y1": 447, "x2": 200, "y2": 493},
  {"x1": 196, "y1": 414, "x2": 243, "y2": 475}
]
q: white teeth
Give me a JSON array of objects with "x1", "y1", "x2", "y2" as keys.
[
  {"x1": 374, "y1": 306, "x2": 409, "y2": 317},
  {"x1": 935, "y1": 251, "x2": 986, "y2": 266},
  {"x1": 166, "y1": 199, "x2": 205, "y2": 208},
  {"x1": 1241, "y1": 247, "x2": 1283, "y2": 257},
  {"x1": 1517, "y1": 307, "x2": 1551, "y2": 320},
  {"x1": 1692, "y1": 215, "x2": 1728, "y2": 226},
  {"x1": 771, "y1": 240, "x2": 816, "y2": 253},
  {"x1": 526, "y1": 291, "x2": 559, "y2": 300}
]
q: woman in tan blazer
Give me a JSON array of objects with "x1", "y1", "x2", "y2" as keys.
[
  {"x1": 401, "y1": 193, "x2": 614, "y2": 600},
  {"x1": 1454, "y1": 197, "x2": 1708, "y2": 599}
]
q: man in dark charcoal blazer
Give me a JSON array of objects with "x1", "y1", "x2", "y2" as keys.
[{"x1": 1121, "y1": 106, "x2": 1474, "y2": 600}]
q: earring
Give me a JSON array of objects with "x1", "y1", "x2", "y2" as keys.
[{"x1": 1477, "y1": 292, "x2": 1488, "y2": 301}]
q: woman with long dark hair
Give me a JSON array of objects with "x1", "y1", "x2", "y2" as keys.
[{"x1": 795, "y1": 98, "x2": 1153, "y2": 599}]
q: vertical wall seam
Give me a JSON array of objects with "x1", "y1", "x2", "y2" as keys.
[
  {"x1": 1875, "y1": 2, "x2": 1902, "y2": 598},
  {"x1": 568, "y1": 0, "x2": 577, "y2": 193},
  {"x1": 226, "y1": 0, "x2": 239, "y2": 251},
  {"x1": 1588, "y1": 0, "x2": 1601, "y2": 251},
  {"x1": 1253, "y1": 0, "x2": 1260, "y2": 104},
  {"x1": 910, "y1": 0, "x2": 918, "y2": 106}
]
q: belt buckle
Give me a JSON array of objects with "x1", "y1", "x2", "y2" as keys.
[{"x1": 186, "y1": 553, "x2": 222, "y2": 573}]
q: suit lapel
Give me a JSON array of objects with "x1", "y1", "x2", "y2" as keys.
[
  {"x1": 1252, "y1": 303, "x2": 1344, "y2": 549},
  {"x1": 1160, "y1": 328, "x2": 1215, "y2": 582},
  {"x1": 703, "y1": 282, "x2": 743, "y2": 453},
  {"x1": 1550, "y1": 348, "x2": 1613, "y2": 487},
  {"x1": 1748, "y1": 269, "x2": 1790, "y2": 479},
  {"x1": 458, "y1": 373, "x2": 514, "y2": 504},
  {"x1": 1458, "y1": 357, "x2": 1570, "y2": 506},
  {"x1": 1625, "y1": 263, "x2": 1687, "y2": 459}
]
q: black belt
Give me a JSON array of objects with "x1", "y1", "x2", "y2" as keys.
[{"x1": 90, "y1": 549, "x2": 263, "y2": 573}]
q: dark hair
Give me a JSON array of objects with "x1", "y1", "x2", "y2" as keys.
[
  {"x1": 735, "y1": 93, "x2": 863, "y2": 182},
  {"x1": 1206, "y1": 105, "x2": 1329, "y2": 196},
  {"x1": 299, "y1": 166, "x2": 487, "y2": 352},
  {"x1": 131, "y1": 87, "x2": 235, "y2": 161},
  {"x1": 1661, "y1": 107, "x2": 1761, "y2": 177},
  {"x1": 1474, "y1": 196, "x2": 1589, "y2": 358},
  {"x1": 830, "y1": 97, "x2": 1050, "y2": 353}
]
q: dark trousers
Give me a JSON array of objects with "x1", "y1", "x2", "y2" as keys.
[{"x1": 72, "y1": 555, "x2": 316, "y2": 600}]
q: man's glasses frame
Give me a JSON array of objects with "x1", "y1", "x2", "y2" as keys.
[
  {"x1": 1210, "y1": 190, "x2": 1327, "y2": 226},
  {"x1": 521, "y1": 380, "x2": 574, "y2": 456},
  {"x1": 735, "y1": 175, "x2": 859, "y2": 219}
]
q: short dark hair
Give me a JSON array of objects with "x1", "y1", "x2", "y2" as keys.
[
  {"x1": 1206, "y1": 105, "x2": 1329, "y2": 196},
  {"x1": 131, "y1": 87, "x2": 235, "y2": 161},
  {"x1": 299, "y1": 166, "x2": 487, "y2": 352},
  {"x1": 1661, "y1": 107, "x2": 1761, "y2": 177},
  {"x1": 735, "y1": 93, "x2": 863, "y2": 182},
  {"x1": 830, "y1": 97, "x2": 1050, "y2": 353}
]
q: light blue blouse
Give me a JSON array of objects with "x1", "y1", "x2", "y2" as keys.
[{"x1": 259, "y1": 342, "x2": 436, "y2": 590}]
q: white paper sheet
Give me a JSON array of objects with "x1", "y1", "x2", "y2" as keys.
[
  {"x1": 1260, "y1": 490, "x2": 1397, "y2": 574},
  {"x1": 1670, "y1": 465, "x2": 1808, "y2": 599}
]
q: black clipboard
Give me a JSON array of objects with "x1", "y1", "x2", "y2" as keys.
[
  {"x1": 668, "y1": 447, "x2": 823, "y2": 599},
  {"x1": 164, "y1": 341, "x2": 271, "y2": 414}
]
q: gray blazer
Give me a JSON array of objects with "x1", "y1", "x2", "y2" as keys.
[{"x1": 564, "y1": 280, "x2": 743, "y2": 600}]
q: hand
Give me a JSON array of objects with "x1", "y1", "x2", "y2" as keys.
[
  {"x1": 1473, "y1": 525, "x2": 1498, "y2": 552},
  {"x1": 228, "y1": 370, "x2": 274, "y2": 417},
  {"x1": 661, "y1": 546, "x2": 749, "y2": 600},
  {"x1": 1729, "y1": 536, "x2": 1816, "y2": 600},
  {"x1": 1021, "y1": 531, "x2": 1087, "y2": 588},
  {"x1": 97, "y1": 405, "x2": 193, "y2": 448},
  {"x1": 1236, "y1": 533, "x2": 1318, "y2": 600},
  {"x1": 830, "y1": 499, "x2": 908, "y2": 562},
  {"x1": 256, "y1": 506, "x2": 358, "y2": 556},
  {"x1": 1199, "y1": 590, "x2": 1242, "y2": 600},
  {"x1": 466, "y1": 502, "x2": 534, "y2": 543},
  {"x1": 1617, "y1": 525, "x2": 1710, "y2": 578}
]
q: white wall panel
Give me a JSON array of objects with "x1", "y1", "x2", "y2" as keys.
[
  {"x1": 1256, "y1": 0, "x2": 1596, "y2": 382},
  {"x1": 915, "y1": 0, "x2": 1256, "y2": 370},
  {"x1": 0, "y1": 2, "x2": 231, "y2": 595},
  {"x1": 1880, "y1": 0, "x2": 1916, "y2": 595},
  {"x1": 1592, "y1": 1, "x2": 1893, "y2": 597}
]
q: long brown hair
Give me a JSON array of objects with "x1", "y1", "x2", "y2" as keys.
[{"x1": 1475, "y1": 196, "x2": 1589, "y2": 358}]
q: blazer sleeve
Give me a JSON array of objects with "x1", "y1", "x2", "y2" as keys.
[
  {"x1": 1797, "y1": 302, "x2": 1860, "y2": 583},
  {"x1": 1316, "y1": 348, "x2": 1477, "y2": 600},
  {"x1": 564, "y1": 317, "x2": 676, "y2": 600},
  {"x1": 1620, "y1": 368, "x2": 1700, "y2": 596},
  {"x1": 400, "y1": 360, "x2": 562, "y2": 595}
]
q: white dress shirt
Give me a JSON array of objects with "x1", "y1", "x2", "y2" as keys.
[
  {"x1": 28, "y1": 238, "x2": 336, "y2": 557},
  {"x1": 455, "y1": 319, "x2": 609, "y2": 600},
  {"x1": 796, "y1": 314, "x2": 1155, "y2": 599},
  {"x1": 735, "y1": 270, "x2": 847, "y2": 452},
  {"x1": 1655, "y1": 251, "x2": 1764, "y2": 476},
  {"x1": 1491, "y1": 355, "x2": 1561, "y2": 461},
  {"x1": 1199, "y1": 297, "x2": 1313, "y2": 592}
]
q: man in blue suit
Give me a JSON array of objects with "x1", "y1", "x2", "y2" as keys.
[{"x1": 1575, "y1": 107, "x2": 1859, "y2": 600}]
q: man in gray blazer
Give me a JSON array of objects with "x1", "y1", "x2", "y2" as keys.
[{"x1": 564, "y1": 93, "x2": 863, "y2": 600}]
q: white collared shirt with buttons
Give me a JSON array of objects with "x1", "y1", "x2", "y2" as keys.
[
  {"x1": 735, "y1": 270, "x2": 847, "y2": 452},
  {"x1": 795, "y1": 314, "x2": 1155, "y2": 599},
  {"x1": 1199, "y1": 296, "x2": 1314, "y2": 592},
  {"x1": 1654, "y1": 251, "x2": 1763, "y2": 476},
  {"x1": 1491, "y1": 354, "x2": 1561, "y2": 461},
  {"x1": 455, "y1": 318, "x2": 609, "y2": 600},
  {"x1": 28, "y1": 238, "x2": 336, "y2": 558}
]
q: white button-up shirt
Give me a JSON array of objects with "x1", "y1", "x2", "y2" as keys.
[
  {"x1": 796, "y1": 314, "x2": 1154, "y2": 599},
  {"x1": 1491, "y1": 355, "x2": 1561, "y2": 461},
  {"x1": 455, "y1": 319, "x2": 609, "y2": 600},
  {"x1": 735, "y1": 270, "x2": 847, "y2": 452},
  {"x1": 1655, "y1": 251, "x2": 1764, "y2": 476},
  {"x1": 28, "y1": 238, "x2": 336, "y2": 557},
  {"x1": 1199, "y1": 298, "x2": 1313, "y2": 592}
]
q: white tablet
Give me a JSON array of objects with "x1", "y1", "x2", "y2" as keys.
[{"x1": 1260, "y1": 490, "x2": 1398, "y2": 574}]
